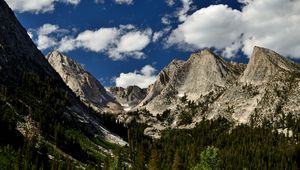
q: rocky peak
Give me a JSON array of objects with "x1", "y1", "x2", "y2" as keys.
[
  {"x1": 138, "y1": 59, "x2": 185, "y2": 107},
  {"x1": 47, "y1": 51, "x2": 122, "y2": 113},
  {"x1": 108, "y1": 85, "x2": 147, "y2": 110},
  {"x1": 178, "y1": 49, "x2": 237, "y2": 100},
  {"x1": 139, "y1": 49, "x2": 239, "y2": 114},
  {"x1": 240, "y1": 46, "x2": 300, "y2": 84}
]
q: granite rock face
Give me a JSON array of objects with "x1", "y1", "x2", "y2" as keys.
[
  {"x1": 47, "y1": 51, "x2": 123, "y2": 114},
  {"x1": 108, "y1": 86, "x2": 147, "y2": 111},
  {"x1": 240, "y1": 46, "x2": 300, "y2": 85},
  {"x1": 139, "y1": 50, "x2": 239, "y2": 115},
  {"x1": 132, "y1": 47, "x2": 300, "y2": 137}
]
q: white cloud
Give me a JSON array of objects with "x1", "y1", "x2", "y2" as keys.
[
  {"x1": 113, "y1": 0, "x2": 133, "y2": 5},
  {"x1": 141, "y1": 65, "x2": 156, "y2": 76},
  {"x1": 177, "y1": 0, "x2": 193, "y2": 22},
  {"x1": 37, "y1": 24, "x2": 59, "y2": 35},
  {"x1": 117, "y1": 31, "x2": 151, "y2": 52},
  {"x1": 76, "y1": 28, "x2": 119, "y2": 52},
  {"x1": 115, "y1": 65, "x2": 157, "y2": 88},
  {"x1": 153, "y1": 32, "x2": 164, "y2": 43},
  {"x1": 75, "y1": 27, "x2": 152, "y2": 60},
  {"x1": 240, "y1": 0, "x2": 300, "y2": 57},
  {"x1": 57, "y1": 36, "x2": 77, "y2": 52},
  {"x1": 37, "y1": 35, "x2": 58, "y2": 50},
  {"x1": 31, "y1": 24, "x2": 153, "y2": 60},
  {"x1": 161, "y1": 15, "x2": 171, "y2": 25},
  {"x1": 61, "y1": 0, "x2": 80, "y2": 5},
  {"x1": 168, "y1": 5, "x2": 242, "y2": 51},
  {"x1": 152, "y1": 27, "x2": 171, "y2": 42},
  {"x1": 108, "y1": 29, "x2": 152, "y2": 60},
  {"x1": 5, "y1": 0, "x2": 80, "y2": 13},
  {"x1": 33, "y1": 24, "x2": 69, "y2": 50},
  {"x1": 167, "y1": 0, "x2": 300, "y2": 58}
]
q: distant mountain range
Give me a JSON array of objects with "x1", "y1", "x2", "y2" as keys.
[{"x1": 48, "y1": 45, "x2": 300, "y2": 137}]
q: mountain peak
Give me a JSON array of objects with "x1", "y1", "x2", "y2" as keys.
[
  {"x1": 188, "y1": 49, "x2": 221, "y2": 64},
  {"x1": 200, "y1": 49, "x2": 215, "y2": 56},
  {"x1": 48, "y1": 50, "x2": 63, "y2": 56},
  {"x1": 240, "y1": 46, "x2": 300, "y2": 84},
  {"x1": 47, "y1": 52, "x2": 122, "y2": 113}
]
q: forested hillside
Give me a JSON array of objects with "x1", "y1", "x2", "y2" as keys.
[{"x1": 127, "y1": 112, "x2": 300, "y2": 170}]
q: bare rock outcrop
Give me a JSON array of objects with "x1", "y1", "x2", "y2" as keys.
[{"x1": 47, "y1": 51, "x2": 123, "y2": 114}]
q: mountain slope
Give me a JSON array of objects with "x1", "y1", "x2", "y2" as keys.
[
  {"x1": 128, "y1": 47, "x2": 300, "y2": 138},
  {"x1": 0, "y1": 0, "x2": 126, "y2": 168},
  {"x1": 139, "y1": 50, "x2": 239, "y2": 115},
  {"x1": 240, "y1": 46, "x2": 300, "y2": 84},
  {"x1": 108, "y1": 85, "x2": 147, "y2": 111},
  {"x1": 205, "y1": 47, "x2": 300, "y2": 124},
  {"x1": 47, "y1": 51, "x2": 122, "y2": 113}
]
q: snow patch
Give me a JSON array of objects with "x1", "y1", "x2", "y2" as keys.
[
  {"x1": 178, "y1": 93, "x2": 185, "y2": 98},
  {"x1": 124, "y1": 107, "x2": 132, "y2": 111}
]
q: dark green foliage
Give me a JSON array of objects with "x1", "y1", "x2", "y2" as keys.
[
  {"x1": 129, "y1": 116, "x2": 300, "y2": 170},
  {"x1": 0, "y1": 72, "x2": 128, "y2": 169},
  {"x1": 157, "y1": 109, "x2": 171, "y2": 122},
  {"x1": 191, "y1": 146, "x2": 221, "y2": 170},
  {"x1": 178, "y1": 111, "x2": 193, "y2": 125}
]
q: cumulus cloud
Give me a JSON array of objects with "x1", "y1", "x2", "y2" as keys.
[
  {"x1": 115, "y1": 65, "x2": 157, "y2": 88},
  {"x1": 37, "y1": 35, "x2": 58, "y2": 50},
  {"x1": 5, "y1": 0, "x2": 80, "y2": 13},
  {"x1": 240, "y1": 0, "x2": 300, "y2": 57},
  {"x1": 33, "y1": 24, "x2": 68, "y2": 50},
  {"x1": 30, "y1": 24, "x2": 153, "y2": 60},
  {"x1": 167, "y1": 0, "x2": 300, "y2": 58},
  {"x1": 167, "y1": 5, "x2": 242, "y2": 52},
  {"x1": 108, "y1": 29, "x2": 152, "y2": 59},
  {"x1": 37, "y1": 24, "x2": 60, "y2": 35},
  {"x1": 57, "y1": 36, "x2": 77, "y2": 52},
  {"x1": 76, "y1": 28, "x2": 119, "y2": 52},
  {"x1": 75, "y1": 26, "x2": 152, "y2": 60}
]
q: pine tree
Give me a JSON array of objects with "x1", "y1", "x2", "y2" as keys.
[
  {"x1": 148, "y1": 146, "x2": 158, "y2": 170},
  {"x1": 172, "y1": 150, "x2": 182, "y2": 170}
]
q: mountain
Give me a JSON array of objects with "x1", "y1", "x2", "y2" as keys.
[
  {"x1": 47, "y1": 51, "x2": 123, "y2": 113},
  {"x1": 108, "y1": 85, "x2": 147, "y2": 111},
  {"x1": 0, "y1": 0, "x2": 126, "y2": 168},
  {"x1": 207, "y1": 46, "x2": 300, "y2": 124},
  {"x1": 139, "y1": 50, "x2": 239, "y2": 115},
  {"x1": 128, "y1": 47, "x2": 300, "y2": 138},
  {"x1": 240, "y1": 46, "x2": 300, "y2": 84}
]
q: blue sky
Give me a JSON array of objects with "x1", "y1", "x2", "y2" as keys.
[{"x1": 5, "y1": 0, "x2": 300, "y2": 88}]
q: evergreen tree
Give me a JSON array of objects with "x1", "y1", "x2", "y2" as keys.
[{"x1": 148, "y1": 145, "x2": 158, "y2": 170}]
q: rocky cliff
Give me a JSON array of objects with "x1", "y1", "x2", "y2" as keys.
[
  {"x1": 47, "y1": 51, "x2": 123, "y2": 113},
  {"x1": 129, "y1": 47, "x2": 300, "y2": 137},
  {"x1": 108, "y1": 85, "x2": 147, "y2": 111}
]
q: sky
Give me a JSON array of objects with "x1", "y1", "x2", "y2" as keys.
[{"x1": 4, "y1": 0, "x2": 300, "y2": 88}]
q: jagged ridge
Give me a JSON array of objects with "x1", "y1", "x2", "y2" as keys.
[{"x1": 47, "y1": 51, "x2": 123, "y2": 113}]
